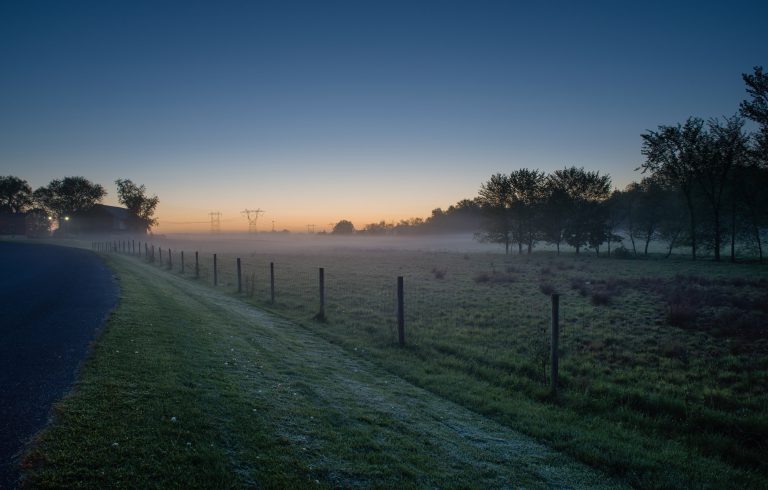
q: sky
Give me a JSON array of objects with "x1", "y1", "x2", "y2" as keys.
[{"x1": 1, "y1": 0, "x2": 766, "y2": 233}]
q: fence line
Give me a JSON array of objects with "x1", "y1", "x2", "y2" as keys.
[{"x1": 93, "y1": 240, "x2": 566, "y2": 389}]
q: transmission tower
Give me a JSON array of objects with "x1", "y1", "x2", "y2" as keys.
[
  {"x1": 241, "y1": 208, "x2": 265, "y2": 233},
  {"x1": 209, "y1": 212, "x2": 222, "y2": 234}
]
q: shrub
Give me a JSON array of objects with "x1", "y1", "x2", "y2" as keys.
[
  {"x1": 539, "y1": 283, "x2": 556, "y2": 295},
  {"x1": 431, "y1": 268, "x2": 447, "y2": 280},
  {"x1": 666, "y1": 303, "x2": 697, "y2": 329},
  {"x1": 591, "y1": 292, "x2": 611, "y2": 306},
  {"x1": 612, "y1": 245, "x2": 633, "y2": 259}
]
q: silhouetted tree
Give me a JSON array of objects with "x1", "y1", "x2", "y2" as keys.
[
  {"x1": 729, "y1": 162, "x2": 768, "y2": 262},
  {"x1": 692, "y1": 116, "x2": 749, "y2": 261},
  {"x1": 0, "y1": 176, "x2": 33, "y2": 213},
  {"x1": 33, "y1": 176, "x2": 106, "y2": 229},
  {"x1": 549, "y1": 167, "x2": 611, "y2": 253},
  {"x1": 361, "y1": 220, "x2": 393, "y2": 235},
  {"x1": 641, "y1": 118, "x2": 707, "y2": 260},
  {"x1": 540, "y1": 182, "x2": 570, "y2": 254},
  {"x1": 740, "y1": 66, "x2": 768, "y2": 162},
  {"x1": 332, "y1": 220, "x2": 355, "y2": 234},
  {"x1": 632, "y1": 176, "x2": 670, "y2": 255},
  {"x1": 604, "y1": 190, "x2": 627, "y2": 256},
  {"x1": 509, "y1": 168, "x2": 546, "y2": 254},
  {"x1": 476, "y1": 173, "x2": 513, "y2": 254},
  {"x1": 115, "y1": 178, "x2": 160, "y2": 233}
]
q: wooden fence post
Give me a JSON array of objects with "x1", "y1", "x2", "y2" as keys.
[
  {"x1": 237, "y1": 258, "x2": 242, "y2": 293},
  {"x1": 145, "y1": 243, "x2": 148, "y2": 258},
  {"x1": 168, "y1": 248, "x2": 172, "y2": 269},
  {"x1": 550, "y1": 293, "x2": 560, "y2": 396},
  {"x1": 195, "y1": 251, "x2": 199, "y2": 278},
  {"x1": 397, "y1": 276, "x2": 405, "y2": 346},
  {"x1": 159, "y1": 247, "x2": 162, "y2": 263},
  {"x1": 270, "y1": 262, "x2": 275, "y2": 304},
  {"x1": 151, "y1": 245, "x2": 155, "y2": 262},
  {"x1": 181, "y1": 251, "x2": 185, "y2": 274},
  {"x1": 213, "y1": 254, "x2": 218, "y2": 286},
  {"x1": 132, "y1": 240, "x2": 135, "y2": 255}
]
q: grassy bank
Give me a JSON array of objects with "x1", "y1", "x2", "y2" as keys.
[
  {"x1": 135, "y1": 243, "x2": 768, "y2": 489},
  {"x1": 21, "y1": 252, "x2": 618, "y2": 488}
]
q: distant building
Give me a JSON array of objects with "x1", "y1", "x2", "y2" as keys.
[
  {"x1": 71, "y1": 204, "x2": 136, "y2": 234},
  {"x1": 0, "y1": 212, "x2": 26, "y2": 235}
]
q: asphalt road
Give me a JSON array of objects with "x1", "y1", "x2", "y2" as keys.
[{"x1": 0, "y1": 241, "x2": 118, "y2": 489}]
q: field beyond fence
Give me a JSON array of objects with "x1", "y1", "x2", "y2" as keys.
[{"x1": 94, "y1": 236, "x2": 768, "y2": 489}]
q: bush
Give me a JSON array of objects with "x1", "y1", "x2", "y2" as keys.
[
  {"x1": 612, "y1": 245, "x2": 633, "y2": 259},
  {"x1": 539, "y1": 283, "x2": 556, "y2": 295},
  {"x1": 591, "y1": 292, "x2": 611, "y2": 306},
  {"x1": 666, "y1": 303, "x2": 697, "y2": 329}
]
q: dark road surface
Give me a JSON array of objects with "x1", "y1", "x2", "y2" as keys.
[{"x1": 0, "y1": 242, "x2": 118, "y2": 489}]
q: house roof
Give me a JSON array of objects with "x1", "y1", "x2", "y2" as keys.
[{"x1": 92, "y1": 204, "x2": 129, "y2": 220}]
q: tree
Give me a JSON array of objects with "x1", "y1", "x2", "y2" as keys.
[
  {"x1": 729, "y1": 162, "x2": 768, "y2": 263},
  {"x1": 740, "y1": 66, "x2": 768, "y2": 162},
  {"x1": 33, "y1": 177, "x2": 106, "y2": 228},
  {"x1": 641, "y1": 118, "x2": 707, "y2": 260},
  {"x1": 508, "y1": 168, "x2": 546, "y2": 254},
  {"x1": 476, "y1": 173, "x2": 513, "y2": 254},
  {"x1": 332, "y1": 220, "x2": 355, "y2": 234},
  {"x1": 548, "y1": 166, "x2": 611, "y2": 253},
  {"x1": 540, "y1": 182, "x2": 570, "y2": 254},
  {"x1": 692, "y1": 116, "x2": 749, "y2": 261},
  {"x1": 633, "y1": 176, "x2": 669, "y2": 255},
  {"x1": 115, "y1": 179, "x2": 160, "y2": 233},
  {"x1": 0, "y1": 176, "x2": 33, "y2": 213}
]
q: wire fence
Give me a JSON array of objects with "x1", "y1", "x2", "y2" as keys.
[{"x1": 92, "y1": 237, "x2": 763, "y2": 406}]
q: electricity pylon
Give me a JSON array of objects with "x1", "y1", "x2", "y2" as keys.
[
  {"x1": 209, "y1": 212, "x2": 221, "y2": 234},
  {"x1": 242, "y1": 209, "x2": 265, "y2": 233}
]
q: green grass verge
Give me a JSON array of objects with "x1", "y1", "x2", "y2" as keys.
[
  {"x1": 21, "y1": 252, "x2": 620, "y2": 489},
  {"x1": 164, "y1": 246, "x2": 768, "y2": 489}
]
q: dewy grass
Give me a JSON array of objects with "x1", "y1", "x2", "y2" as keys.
[
  {"x1": 156, "y1": 245, "x2": 768, "y2": 489},
  {"x1": 21, "y1": 252, "x2": 620, "y2": 489}
]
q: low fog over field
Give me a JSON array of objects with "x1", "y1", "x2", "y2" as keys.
[{"x1": 150, "y1": 232, "x2": 501, "y2": 255}]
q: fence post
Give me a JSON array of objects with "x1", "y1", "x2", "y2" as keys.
[
  {"x1": 145, "y1": 243, "x2": 148, "y2": 258},
  {"x1": 195, "y1": 251, "x2": 199, "y2": 278},
  {"x1": 168, "y1": 248, "x2": 172, "y2": 269},
  {"x1": 159, "y1": 247, "x2": 162, "y2": 264},
  {"x1": 151, "y1": 245, "x2": 155, "y2": 262},
  {"x1": 181, "y1": 251, "x2": 185, "y2": 274},
  {"x1": 397, "y1": 276, "x2": 405, "y2": 346},
  {"x1": 270, "y1": 262, "x2": 275, "y2": 304},
  {"x1": 315, "y1": 267, "x2": 325, "y2": 321},
  {"x1": 550, "y1": 293, "x2": 560, "y2": 396},
  {"x1": 237, "y1": 258, "x2": 242, "y2": 293},
  {"x1": 213, "y1": 254, "x2": 218, "y2": 286}
]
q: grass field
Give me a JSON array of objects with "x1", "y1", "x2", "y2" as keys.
[
  {"x1": 21, "y1": 250, "x2": 620, "y2": 488},
  {"x1": 117, "y1": 234, "x2": 768, "y2": 489}
]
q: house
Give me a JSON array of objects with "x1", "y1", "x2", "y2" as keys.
[
  {"x1": 0, "y1": 212, "x2": 26, "y2": 235},
  {"x1": 71, "y1": 204, "x2": 136, "y2": 234}
]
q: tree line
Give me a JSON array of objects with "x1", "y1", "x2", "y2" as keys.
[
  {"x1": 0, "y1": 176, "x2": 159, "y2": 234},
  {"x1": 346, "y1": 66, "x2": 768, "y2": 262}
]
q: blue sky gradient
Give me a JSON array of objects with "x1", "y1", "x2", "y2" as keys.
[{"x1": 1, "y1": 1, "x2": 766, "y2": 231}]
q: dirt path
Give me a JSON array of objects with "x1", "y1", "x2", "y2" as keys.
[{"x1": 117, "y1": 255, "x2": 624, "y2": 488}]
